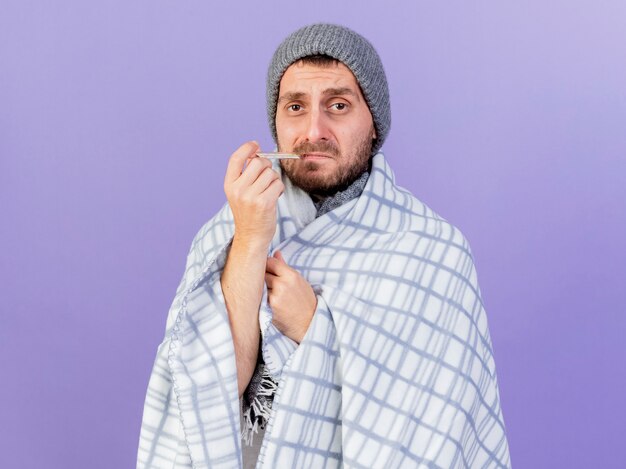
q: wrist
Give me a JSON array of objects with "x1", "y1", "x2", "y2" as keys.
[{"x1": 231, "y1": 233, "x2": 270, "y2": 257}]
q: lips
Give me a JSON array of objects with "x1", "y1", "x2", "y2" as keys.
[{"x1": 301, "y1": 153, "x2": 332, "y2": 160}]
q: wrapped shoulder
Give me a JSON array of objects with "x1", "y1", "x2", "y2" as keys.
[
  {"x1": 184, "y1": 203, "x2": 235, "y2": 278},
  {"x1": 392, "y1": 193, "x2": 473, "y2": 260},
  {"x1": 162, "y1": 203, "x2": 234, "y2": 336},
  {"x1": 382, "y1": 187, "x2": 464, "y2": 240}
]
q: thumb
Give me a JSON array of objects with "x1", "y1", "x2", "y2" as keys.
[{"x1": 273, "y1": 250, "x2": 285, "y2": 263}]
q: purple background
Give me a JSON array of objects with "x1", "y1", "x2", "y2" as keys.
[{"x1": 1, "y1": 1, "x2": 625, "y2": 468}]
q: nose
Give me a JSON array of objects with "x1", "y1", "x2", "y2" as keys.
[{"x1": 303, "y1": 106, "x2": 330, "y2": 143}]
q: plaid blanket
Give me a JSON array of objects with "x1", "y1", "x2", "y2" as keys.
[{"x1": 137, "y1": 153, "x2": 511, "y2": 468}]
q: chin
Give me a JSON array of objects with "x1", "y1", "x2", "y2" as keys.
[{"x1": 301, "y1": 160, "x2": 326, "y2": 171}]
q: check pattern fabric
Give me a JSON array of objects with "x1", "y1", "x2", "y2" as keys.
[{"x1": 137, "y1": 153, "x2": 511, "y2": 468}]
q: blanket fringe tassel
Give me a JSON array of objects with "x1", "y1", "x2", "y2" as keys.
[{"x1": 241, "y1": 367, "x2": 278, "y2": 446}]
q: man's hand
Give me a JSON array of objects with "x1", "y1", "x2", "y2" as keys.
[
  {"x1": 224, "y1": 141, "x2": 284, "y2": 248},
  {"x1": 221, "y1": 141, "x2": 284, "y2": 397},
  {"x1": 265, "y1": 250, "x2": 318, "y2": 344}
]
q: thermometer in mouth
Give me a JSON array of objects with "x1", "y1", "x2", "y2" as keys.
[{"x1": 256, "y1": 152, "x2": 301, "y2": 159}]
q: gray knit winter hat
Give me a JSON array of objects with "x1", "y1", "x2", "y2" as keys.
[{"x1": 267, "y1": 23, "x2": 390, "y2": 155}]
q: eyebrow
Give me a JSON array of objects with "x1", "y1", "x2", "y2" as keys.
[
  {"x1": 277, "y1": 87, "x2": 360, "y2": 104},
  {"x1": 324, "y1": 87, "x2": 360, "y2": 101},
  {"x1": 277, "y1": 91, "x2": 306, "y2": 104}
]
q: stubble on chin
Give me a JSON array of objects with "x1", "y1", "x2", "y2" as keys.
[{"x1": 280, "y1": 158, "x2": 332, "y2": 195}]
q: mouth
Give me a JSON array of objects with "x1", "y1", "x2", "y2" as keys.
[{"x1": 300, "y1": 153, "x2": 333, "y2": 160}]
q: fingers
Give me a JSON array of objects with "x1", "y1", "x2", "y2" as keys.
[
  {"x1": 265, "y1": 257, "x2": 280, "y2": 275},
  {"x1": 249, "y1": 166, "x2": 280, "y2": 194},
  {"x1": 263, "y1": 177, "x2": 285, "y2": 201},
  {"x1": 224, "y1": 141, "x2": 260, "y2": 185},
  {"x1": 238, "y1": 156, "x2": 273, "y2": 187},
  {"x1": 266, "y1": 252, "x2": 291, "y2": 276},
  {"x1": 226, "y1": 143, "x2": 278, "y2": 196}
]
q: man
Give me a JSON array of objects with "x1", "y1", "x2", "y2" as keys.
[{"x1": 137, "y1": 24, "x2": 511, "y2": 469}]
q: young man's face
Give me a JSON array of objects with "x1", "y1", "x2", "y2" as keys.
[{"x1": 275, "y1": 60, "x2": 377, "y2": 196}]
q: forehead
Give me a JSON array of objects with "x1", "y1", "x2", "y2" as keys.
[{"x1": 278, "y1": 60, "x2": 361, "y2": 96}]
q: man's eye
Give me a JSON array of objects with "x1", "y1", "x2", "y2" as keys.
[
  {"x1": 289, "y1": 104, "x2": 302, "y2": 112},
  {"x1": 331, "y1": 102, "x2": 347, "y2": 111}
]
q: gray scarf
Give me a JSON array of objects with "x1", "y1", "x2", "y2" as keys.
[{"x1": 313, "y1": 170, "x2": 370, "y2": 217}]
